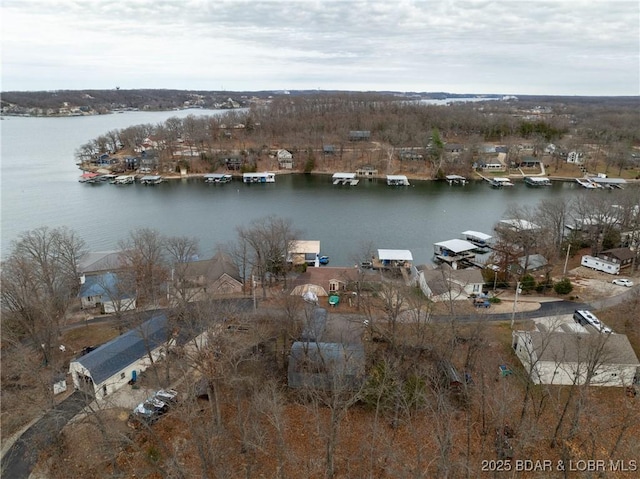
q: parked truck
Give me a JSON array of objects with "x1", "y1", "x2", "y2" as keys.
[{"x1": 580, "y1": 255, "x2": 620, "y2": 275}]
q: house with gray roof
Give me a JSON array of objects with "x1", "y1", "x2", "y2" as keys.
[
  {"x1": 513, "y1": 330, "x2": 639, "y2": 387},
  {"x1": 416, "y1": 264, "x2": 484, "y2": 301},
  {"x1": 168, "y1": 253, "x2": 243, "y2": 304},
  {"x1": 288, "y1": 341, "x2": 365, "y2": 391},
  {"x1": 78, "y1": 271, "x2": 136, "y2": 313},
  {"x1": 69, "y1": 312, "x2": 172, "y2": 398}
]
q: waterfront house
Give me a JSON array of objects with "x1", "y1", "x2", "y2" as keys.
[
  {"x1": 78, "y1": 251, "x2": 126, "y2": 276},
  {"x1": 292, "y1": 267, "x2": 363, "y2": 296},
  {"x1": 518, "y1": 157, "x2": 541, "y2": 168},
  {"x1": 417, "y1": 265, "x2": 484, "y2": 301},
  {"x1": 566, "y1": 151, "x2": 584, "y2": 164},
  {"x1": 512, "y1": 330, "x2": 639, "y2": 387},
  {"x1": 168, "y1": 252, "x2": 243, "y2": 304},
  {"x1": 598, "y1": 248, "x2": 634, "y2": 269},
  {"x1": 69, "y1": 312, "x2": 172, "y2": 398},
  {"x1": 509, "y1": 254, "x2": 549, "y2": 276},
  {"x1": 78, "y1": 271, "x2": 137, "y2": 314},
  {"x1": 356, "y1": 166, "x2": 378, "y2": 178},
  {"x1": 277, "y1": 149, "x2": 294, "y2": 169}
]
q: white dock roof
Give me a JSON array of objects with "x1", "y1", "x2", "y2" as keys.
[
  {"x1": 461, "y1": 230, "x2": 492, "y2": 241},
  {"x1": 434, "y1": 239, "x2": 477, "y2": 253},
  {"x1": 377, "y1": 249, "x2": 413, "y2": 261},
  {"x1": 332, "y1": 172, "x2": 356, "y2": 179},
  {"x1": 591, "y1": 177, "x2": 627, "y2": 184},
  {"x1": 289, "y1": 240, "x2": 321, "y2": 254},
  {"x1": 499, "y1": 219, "x2": 540, "y2": 231},
  {"x1": 386, "y1": 175, "x2": 408, "y2": 181}
]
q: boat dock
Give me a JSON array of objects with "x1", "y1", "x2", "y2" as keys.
[
  {"x1": 139, "y1": 175, "x2": 163, "y2": 185},
  {"x1": 445, "y1": 174, "x2": 467, "y2": 185},
  {"x1": 204, "y1": 173, "x2": 232, "y2": 184},
  {"x1": 386, "y1": 175, "x2": 410, "y2": 186},
  {"x1": 332, "y1": 172, "x2": 359, "y2": 185},
  {"x1": 243, "y1": 172, "x2": 276, "y2": 183}
]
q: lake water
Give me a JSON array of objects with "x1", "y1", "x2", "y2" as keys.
[{"x1": 1, "y1": 109, "x2": 582, "y2": 265}]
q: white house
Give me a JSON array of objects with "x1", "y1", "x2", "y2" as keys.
[
  {"x1": 566, "y1": 151, "x2": 584, "y2": 164},
  {"x1": 277, "y1": 149, "x2": 293, "y2": 169},
  {"x1": 512, "y1": 330, "x2": 639, "y2": 387},
  {"x1": 417, "y1": 265, "x2": 484, "y2": 301},
  {"x1": 69, "y1": 312, "x2": 172, "y2": 398}
]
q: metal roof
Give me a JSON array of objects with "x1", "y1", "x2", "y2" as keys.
[
  {"x1": 461, "y1": 230, "x2": 492, "y2": 241},
  {"x1": 377, "y1": 249, "x2": 413, "y2": 261},
  {"x1": 71, "y1": 312, "x2": 168, "y2": 385},
  {"x1": 78, "y1": 272, "x2": 134, "y2": 300},
  {"x1": 433, "y1": 239, "x2": 476, "y2": 254}
]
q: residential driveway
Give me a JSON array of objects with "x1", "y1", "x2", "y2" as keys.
[{"x1": 1, "y1": 391, "x2": 89, "y2": 479}]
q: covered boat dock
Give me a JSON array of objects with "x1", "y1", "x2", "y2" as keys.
[
  {"x1": 332, "y1": 172, "x2": 359, "y2": 185},
  {"x1": 386, "y1": 175, "x2": 410, "y2": 186},
  {"x1": 433, "y1": 239, "x2": 477, "y2": 269}
]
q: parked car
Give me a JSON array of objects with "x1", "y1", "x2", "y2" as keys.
[
  {"x1": 612, "y1": 278, "x2": 634, "y2": 287},
  {"x1": 155, "y1": 389, "x2": 178, "y2": 404}
]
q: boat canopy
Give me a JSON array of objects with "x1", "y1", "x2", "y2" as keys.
[
  {"x1": 377, "y1": 249, "x2": 413, "y2": 261},
  {"x1": 461, "y1": 230, "x2": 492, "y2": 241},
  {"x1": 332, "y1": 172, "x2": 356, "y2": 180},
  {"x1": 434, "y1": 239, "x2": 477, "y2": 254}
]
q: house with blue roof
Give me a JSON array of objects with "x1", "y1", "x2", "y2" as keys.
[
  {"x1": 79, "y1": 271, "x2": 136, "y2": 314},
  {"x1": 69, "y1": 312, "x2": 171, "y2": 398}
]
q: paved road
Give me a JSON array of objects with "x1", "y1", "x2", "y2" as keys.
[
  {"x1": 1, "y1": 391, "x2": 90, "y2": 479},
  {"x1": 3, "y1": 290, "x2": 634, "y2": 478}
]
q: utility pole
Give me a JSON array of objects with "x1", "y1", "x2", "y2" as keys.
[
  {"x1": 511, "y1": 281, "x2": 521, "y2": 329},
  {"x1": 563, "y1": 244, "x2": 571, "y2": 276}
]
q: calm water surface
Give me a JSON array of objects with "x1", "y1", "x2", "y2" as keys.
[{"x1": 1, "y1": 110, "x2": 583, "y2": 265}]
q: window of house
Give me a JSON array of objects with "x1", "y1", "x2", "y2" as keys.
[{"x1": 329, "y1": 281, "x2": 339, "y2": 292}]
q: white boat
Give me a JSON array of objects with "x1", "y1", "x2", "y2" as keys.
[
  {"x1": 386, "y1": 175, "x2": 410, "y2": 186},
  {"x1": 204, "y1": 173, "x2": 232, "y2": 184},
  {"x1": 489, "y1": 177, "x2": 514, "y2": 187},
  {"x1": 524, "y1": 177, "x2": 552, "y2": 186},
  {"x1": 243, "y1": 172, "x2": 275, "y2": 183},
  {"x1": 332, "y1": 172, "x2": 359, "y2": 185},
  {"x1": 112, "y1": 175, "x2": 135, "y2": 185},
  {"x1": 139, "y1": 175, "x2": 163, "y2": 185}
]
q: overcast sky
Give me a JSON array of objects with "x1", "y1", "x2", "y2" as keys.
[{"x1": 1, "y1": 0, "x2": 638, "y2": 96}]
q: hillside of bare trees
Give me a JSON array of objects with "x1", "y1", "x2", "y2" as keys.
[{"x1": 69, "y1": 92, "x2": 640, "y2": 182}]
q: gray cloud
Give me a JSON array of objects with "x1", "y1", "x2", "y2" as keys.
[{"x1": 2, "y1": 0, "x2": 638, "y2": 94}]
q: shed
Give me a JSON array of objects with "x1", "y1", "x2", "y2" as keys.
[
  {"x1": 69, "y1": 312, "x2": 172, "y2": 398},
  {"x1": 348, "y1": 130, "x2": 371, "y2": 141},
  {"x1": 288, "y1": 342, "x2": 365, "y2": 391}
]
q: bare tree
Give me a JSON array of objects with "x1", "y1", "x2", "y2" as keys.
[
  {"x1": 1, "y1": 226, "x2": 85, "y2": 364},
  {"x1": 236, "y1": 216, "x2": 301, "y2": 298},
  {"x1": 119, "y1": 228, "x2": 168, "y2": 307}
]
